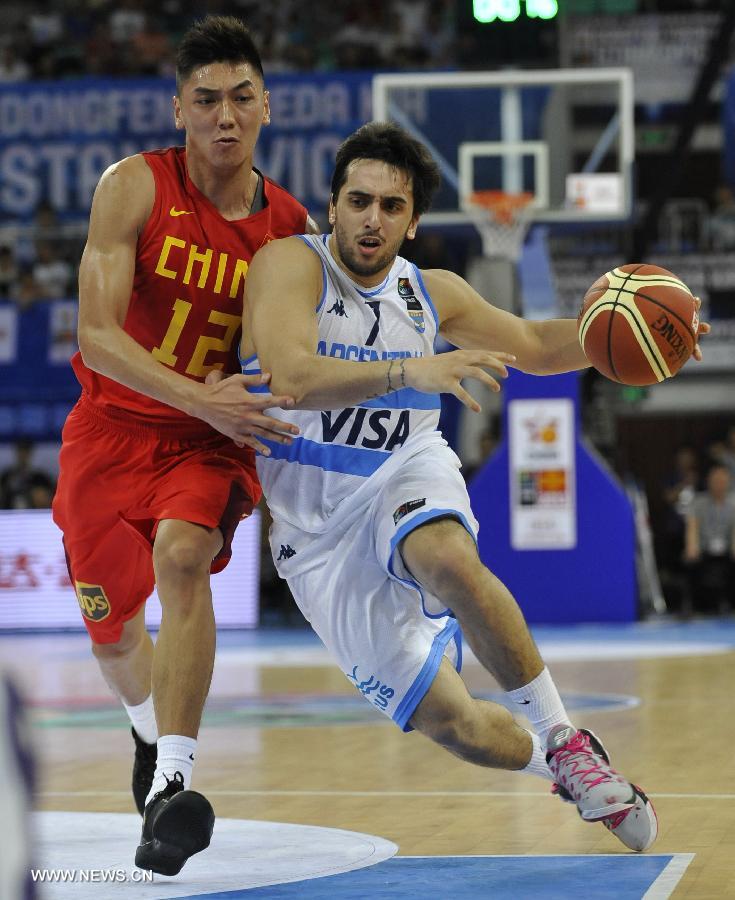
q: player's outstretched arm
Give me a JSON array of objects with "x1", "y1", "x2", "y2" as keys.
[
  {"x1": 245, "y1": 239, "x2": 514, "y2": 412},
  {"x1": 424, "y1": 268, "x2": 590, "y2": 375},
  {"x1": 77, "y1": 156, "x2": 297, "y2": 447}
]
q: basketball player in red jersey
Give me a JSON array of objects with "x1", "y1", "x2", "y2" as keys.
[{"x1": 52, "y1": 16, "x2": 316, "y2": 875}]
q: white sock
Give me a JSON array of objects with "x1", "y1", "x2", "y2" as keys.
[
  {"x1": 506, "y1": 667, "x2": 573, "y2": 747},
  {"x1": 520, "y1": 729, "x2": 554, "y2": 781},
  {"x1": 145, "y1": 735, "x2": 197, "y2": 805},
  {"x1": 123, "y1": 695, "x2": 158, "y2": 745}
]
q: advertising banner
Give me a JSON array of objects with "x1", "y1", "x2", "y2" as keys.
[
  {"x1": 509, "y1": 397, "x2": 576, "y2": 549},
  {"x1": 0, "y1": 509, "x2": 260, "y2": 630},
  {"x1": 0, "y1": 72, "x2": 373, "y2": 221}
]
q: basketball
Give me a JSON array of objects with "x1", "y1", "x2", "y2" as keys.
[{"x1": 577, "y1": 264, "x2": 699, "y2": 386}]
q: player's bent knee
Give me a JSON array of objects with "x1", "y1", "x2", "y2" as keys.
[
  {"x1": 153, "y1": 537, "x2": 213, "y2": 582},
  {"x1": 404, "y1": 535, "x2": 481, "y2": 600},
  {"x1": 91, "y1": 636, "x2": 130, "y2": 660}
]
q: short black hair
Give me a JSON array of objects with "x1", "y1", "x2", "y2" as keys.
[
  {"x1": 331, "y1": 122, "x2": 441, "y2": 217},
  {"x1": 176, "y1": 16, "x2": 263, "y2": 94}
]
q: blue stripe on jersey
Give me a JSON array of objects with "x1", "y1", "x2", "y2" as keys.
[
  {"x1": 358, "y1": 388, "x2": 441, "y2": 411},
  {"x1": 297, "y1": 235, "x2": 329, "y2": 312},
  {"x1": 411, "y1": 263, "x2": 440, "y2": 331},
  {"x1": 263, "y1": 435, "x2": 389, "y2": 475}
]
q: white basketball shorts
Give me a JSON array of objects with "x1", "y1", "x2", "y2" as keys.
[{"x1": 275, "y1": 442, "x2": 479, "y2": 731}]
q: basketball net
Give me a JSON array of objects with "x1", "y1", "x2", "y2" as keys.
[{"x1": 466, "y1": 190, "x2": 533, "y2": 263}]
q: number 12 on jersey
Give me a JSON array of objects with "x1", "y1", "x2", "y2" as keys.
[{"x1": 152, "y1": 297, "x2": 240, "y2": 377}]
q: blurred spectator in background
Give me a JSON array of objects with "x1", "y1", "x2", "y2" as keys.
[
  {"x1": 683, "y1": 463, "x2": 735, "y2": 615},
  {"x1": 0, "y1": 0, "x2": 462, "y2": 80},
  {"x1": 707, "y1": 424, "x2": 735, "y2": 479},
  {"x1": 33, "y1": 200, "x2": 61, "y2": 238},
  {"x1": 0, "y1": 45, "x2": 30, "y2": 82},
  {"x1": 661, "y1": 445, "x2": 701, "y2": 562},
  {"x1": 130, "y1": 14, "x2": 174, "y2": 76},
  {"x1": 31, "y1": 242, "x2": 74, "y2": 301},
  {"x1": 0, "y1": 246, "x2": 18, "y2": 300},
  {"x1": 461, "y1": 424, "x2": 499, "y2": 483},
  {"x1": 707, "y1": 184, "x2": 735, "y2": 251},
  {"x1": 10, "y1": 270, "x2": 43, "y2": 312},
  {"x1": 0, "y1": 440, "x2": 56, "y2": 510}
]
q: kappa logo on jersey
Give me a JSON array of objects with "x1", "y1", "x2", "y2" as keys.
[
  {"x1": 397, "y1": 277, "x2": 425, "y2": 334},
  {"x1": 169, "y1": 206, "x2": 194, "y2": 217},
  {"x1": 277, "y1": 544, "x2": 297, "y2": 560},
  {"x1": 75, "y1": 582, "x2": 111, "y2": 622},
  {"x1": 392, "y1": 497, "x2": 427, "y2": 525},
  {"x1": 321, "y1": 408, "x2": 410, "y2": 451},
  {"x1": 327, "y1": 299, "x2": 348, "y2": 317}
]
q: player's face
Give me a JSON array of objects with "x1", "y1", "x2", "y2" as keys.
[
  {"x1": 329, "y1": 159, "x2": 419, "y2": 287},
  {"x1": 173, "y1": 61, "x2": 270, "y2": 169}
]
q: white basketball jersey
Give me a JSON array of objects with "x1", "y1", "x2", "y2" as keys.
[{"x1": 242, "y1": 234, "x2": 444, "y2": 534}]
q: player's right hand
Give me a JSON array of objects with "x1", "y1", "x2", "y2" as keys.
[
  {"x1": 406, "y1": 350, "x2": 516, "y2": 413},
  {"x1": 198, "y1": 371, "x2": 299, "y2": 453}
]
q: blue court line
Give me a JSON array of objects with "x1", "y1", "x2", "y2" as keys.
[{"x1": 170, "y1": 854, "x2": 682, "y2": 899}]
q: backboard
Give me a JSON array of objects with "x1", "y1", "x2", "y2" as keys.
[{"x1": 372, "y1": 68, "x2": 634, "y2": 226}]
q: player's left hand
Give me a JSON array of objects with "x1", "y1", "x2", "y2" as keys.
[
  {"x1": 204, "y1": 369, "x2": 297, "y2": 452},
  {"x1": 693, "y1": 296, "x2": 711, "y2": 362}
]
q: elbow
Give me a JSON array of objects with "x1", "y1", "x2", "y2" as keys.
[
  {"x1": 77, "y1": 326, "x2": 106, "y2": 373},
  {"x1": 268, "y1": 369, "x2": 309, "y2": 407}
]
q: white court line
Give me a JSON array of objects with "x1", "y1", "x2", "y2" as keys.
[
  {"x1": 215, "y1": 642, "x2": 734, "y2": 667},
  {"x1": 643, "y1": 853, "x2": 695, "y2": 899},
  {"x1": 38, "y1": 789, "x2": 735, "y2": 800}
]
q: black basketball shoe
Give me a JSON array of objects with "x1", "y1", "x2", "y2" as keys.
[
  {"x1": 131, "y1": 728, "x2": 157, "y2": 816},
  {"x1": 135, "y1": 771, "x2": 215, "y2": 876}
]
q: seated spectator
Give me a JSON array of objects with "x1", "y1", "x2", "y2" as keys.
[
  {"x1": 683, "y1": 463, "x2": 735, "y2": 615},
  {"x1": 660, "y1": 444, "x2": 701, "y2": 572},
  {"x1": 461, "y1": 425, "x2": 499, "y2": 483},
  {"x1": 0, "y1": 245, "x2": 18, "y2": 300},
  {"x1": 31, "y1": 241, "x2": 74, "y2": 300},
  {"x1": 10, "y1": 269, "x2": 42, "y2": 312},
  {"x1": 708, "y1": 425, "x2": 735, "y2": 479},
  {"x1": 0, "y1": 45, "x2": 30, "y2": 81},
  {"x1": 707, "y1": 184, "x2": 735, "y2": 251},
  {"x1": 0, "y1": 439, "x2": 56, "y2": 510}
]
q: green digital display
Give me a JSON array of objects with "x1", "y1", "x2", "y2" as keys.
[{"x1": 473, "y1": 0, "x2": 559, "y2": 23}]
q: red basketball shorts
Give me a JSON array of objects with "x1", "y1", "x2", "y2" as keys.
[{"x1": 52, "y1": 395, "x2": 261, "y2": 644}]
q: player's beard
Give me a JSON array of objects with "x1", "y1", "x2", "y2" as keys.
[{"x1": 333, "y1": 221, "x2": 405, "y2": 279}]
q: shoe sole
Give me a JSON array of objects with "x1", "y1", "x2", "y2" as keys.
[{"x1": 135, "y1": 790, "x2": 214, "y2": 876}]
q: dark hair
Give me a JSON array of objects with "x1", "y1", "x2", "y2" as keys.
[
  {"x1": 176, "y1": 16, "x2": 263, "y2": 94},
  {"x1": 330, "y1": 122, "x2": 441, "y2": 217}
]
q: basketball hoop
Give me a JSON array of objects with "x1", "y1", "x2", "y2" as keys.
[{"x1": 466, "y1": 190, "x2": 534, "y2": 263}]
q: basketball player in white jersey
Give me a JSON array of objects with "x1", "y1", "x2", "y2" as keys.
[{"x1": 237, "y1": 123, "x2": 706, "y2": 851}]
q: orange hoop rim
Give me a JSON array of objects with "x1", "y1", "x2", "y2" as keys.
[{"x1": 469, "y1": 190, "x2": 533, "y2": 226}]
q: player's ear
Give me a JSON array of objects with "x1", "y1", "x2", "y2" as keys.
[
  {"x1": 173, "y1": 95, "x2": 184, "y2": 130},
  {"x1": 328, "y1": 197, "x2": 336, "y2": 226},
  {"x1": 406, "y1": 216, "x2": 419, "y2": 240},
  {"x1": 262, "y1": 90, "x2": 270, "y2": 126}
]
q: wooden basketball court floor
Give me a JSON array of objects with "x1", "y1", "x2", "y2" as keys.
[{"x1": 2, "y1": 618, "x2": 734, "y2": 899}]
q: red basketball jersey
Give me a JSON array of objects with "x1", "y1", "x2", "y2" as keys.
[{"x1": 72, "y1": 147, "x2": 307, "y2": 427}]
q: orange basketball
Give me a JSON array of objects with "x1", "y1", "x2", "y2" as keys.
[{"x1": 577, "y1": 263, "x2": 698, "y2": 386}]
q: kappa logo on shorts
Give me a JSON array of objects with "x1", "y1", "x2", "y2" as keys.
[
  {"x1": 393, "y1": 497, "x2": 426, "y2": 525},
  {"x1": 75, "y1": 582, "x2": 111, "y2": 622}
]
